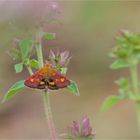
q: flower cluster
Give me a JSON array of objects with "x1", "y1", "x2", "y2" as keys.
[
  {"x1": 68, "y1": 116, "x2": 96, "y2": 139},
  {"x1": 48, "y1": 50, "x2": 71, "y2": 74},
  {"x1": 111, "y1": 30, "x2": 140, "y2": 60}
]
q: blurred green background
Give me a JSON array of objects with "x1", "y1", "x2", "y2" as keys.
[{"x1": 0, "y1": 1, "x2": 140, "y2": 139}]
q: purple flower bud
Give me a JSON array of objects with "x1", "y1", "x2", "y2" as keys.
[
  {"x1": 81, "y1": 116, "x2": 90, "y2": 129},
  {"x1": 68, "y1": 116, "x2": 96, "y2": 139},
  {"x1": 60, "y1": 51, "x2": 70, "y2": 61},
  {"x1": 81, "y1": 125, "x2": 92, "y2": 137},
  {"x1": 47, "y1": 1, "x2": 59, "y2": 11},
  {"x1": 70, "y1": 121, "x2": 79, "y2": 137},
  {"x1": 48, "y1": 50, "x2": 71, "y2": 71},
  {"x1": 49, "y1": 50, "x2": 55, "y2": 59}
]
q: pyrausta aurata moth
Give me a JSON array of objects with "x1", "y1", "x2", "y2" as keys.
[{"x1": 24, "y1": 63, "x2": 70, "y2": 90}]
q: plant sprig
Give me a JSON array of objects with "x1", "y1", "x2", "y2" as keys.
[
  {"x1": 102, "y1": 30, "x2": 140, "y2": 133},
  {"x1": 2, "y1": 31, "x2": 79, "y2": 103}
]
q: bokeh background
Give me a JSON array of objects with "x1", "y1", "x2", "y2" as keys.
[{"x1": 0, "y1": 1, "x2": 140, "y2": 139}]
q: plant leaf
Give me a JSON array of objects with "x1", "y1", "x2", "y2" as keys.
[
  {"x1": 29, "y1": 59, "x2": 39, "y2": 69},
  {"x1": 108, "y1": 51, "x2": 117, "y2": 58},
  {"x1": 66, "y1": 80, "x2": 80, "y2": 96},
  {"x1": 19, "y1": 39, "x2": 33, "y2": 59},
  {"x1": 115, "y1": 77, "x2": 130, "y2": 90},
  {"x1": 115, "y1": 77, "x2": 133, "y2": 99},
  {"x1": 9, "y1": 48, "x2": 22, "y2": 61},
  {"x1": 14, "y1": 63, "x2": 23, "y2": 73},
  {"x1": 115, "y1": 78, "x2": 128, "y2": 86},
  {"x1": 101, "y1": 95, "x2": 122, "y2": 112},
  {"x1": 110, "y1": 59, "x2": 130, "y2": 69},
  {"x1": 60, "y1": 67, "x2": 67, "y2": 74},
  {"x1": 2, "y1": 80, "x2": 25, "y2": 103},
  {"x1": 43, "y1": 32, "x2": 56, "y2": 40}
]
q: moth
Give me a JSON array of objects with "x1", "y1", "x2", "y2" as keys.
[{"x1": 24, "y1": 63, "x2": 70, "y2": 90}]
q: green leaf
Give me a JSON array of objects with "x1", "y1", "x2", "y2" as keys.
[
  {"x1": 43, "y1": 32, "x2": 56, "y2": 40},
  {"x1": 135, "y1": 54, "x2": 140, "y2": 61},
  {"x1": 101, "y1": 95, "x2": 122, "y2": 112},
  {"x1": 66, "y1": 80, "x2": 80, "y2": 96},
  {"x1": 108, "y1": 52, "x2": 117, "y2": 58},
  {"x1": 60, "y1": 67, "x2": 67, "y2": 74},
  {"x1": 115, "y1": 77, "x2": 133, "y2": 99},
  {"x1": 115, "y1": 78, "x2": 129, "y2": 87},
  {"x1": 14, "y1": 63, "x2": 23, "y2": 73},
  {"x1": 9, "y1": 48, "x2": 22, "y2": 61},
  {"x1": 2, "y1": 80, "x2": 25, "y2": 103},
  {"x1": 19, "y1": 39, "x2": 33, "y2": 59},
  {"x1": 23, "y1": 58, "x2": 30, "y2": 65},
  {"x1": 29, "y1": 59, "x2": 39, "y2": 69},
  {"x1": 110, "y1": 59, "x2": 129, "y2": 69}
]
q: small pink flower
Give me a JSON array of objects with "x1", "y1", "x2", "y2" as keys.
[
  {"x1": 60, "y1": 51, "x2": 71, "y2": 65},
  {"x1": 48, "y1": 1, "x2": 58, "y2": 10},
  {"x1": 49, "y1": 50, "x2": 56, "y2": 60},
  {"x1": 70, "y1": 121, "x2": 80, "y2": 137},
  {"x1": 48, "y1": 50, "x2": 71, "y2": 72},
  {"x1": 68, "y1": 116, "x2": 96, "y2": 139}
]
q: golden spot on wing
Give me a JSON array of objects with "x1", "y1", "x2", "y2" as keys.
[
  {"x1": 30, "y1": 78, "x2": 34, "y2": 82},
  {"x1": 49, "y1": 82, "x2": 55, "y2": 85},
  {"x1": 40, "y1": 81, "x2": 45, "y2": 85},
  {"x1": 60, "y1": 78, "x2": 65, "y2": 82},
  {"x1": 55, "y1": 79, "x2": 59, "y2": 82}
]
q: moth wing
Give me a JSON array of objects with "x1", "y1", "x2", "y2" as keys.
[
  {"x1": 46, "y1": 69, "x2": 70, "y2": 90},
  {"x1": 24, "y1": 73, "x2": 44, "y2": 89}
]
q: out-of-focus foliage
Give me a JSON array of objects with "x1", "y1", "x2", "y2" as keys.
[{"x1": 102, "y1": 30, "x2": 140, "y2": 112}]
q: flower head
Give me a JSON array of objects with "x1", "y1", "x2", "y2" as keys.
[
  {"x1": 47, "y1": 1, "x2": 58, "y2": 10},
  {"x1": 68, "y1": 116, "x2": 96, "y2": 139},
  {"x1": 111, "y1": 30, "x2": 140, "y2": 59},
  {"x1": 48, "y1": 50, "x2": 71, "y2": 74}
]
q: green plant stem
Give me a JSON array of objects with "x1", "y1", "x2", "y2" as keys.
[
  {"x1": 130, "y1": 63, "x2": 140, "y2": 134},
  {"x1": 130, "y1": 64, "x2": 140, "y2": 98},
  {"x1": 35, "y1": 28, "x2": 44, "y2": 68},
  {"x1": 35, "y1": 28, "x2": 58, "y2": 140},
  {"x1": 136, "y1": 101, "x2": 140, "y2": 133},
  {"x1": 43, "y1": 91, "x2": 58, "y2": 140},
  {"x1": 26, "y1": 66, "x2": 33, "y2": 75}
]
